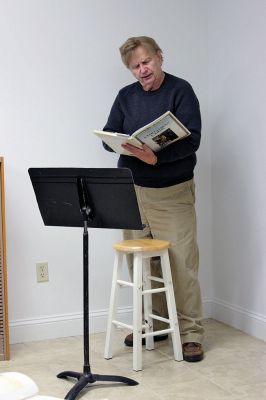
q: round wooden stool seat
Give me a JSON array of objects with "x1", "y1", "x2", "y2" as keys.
[{"x1": 113, "y1": 239, "x2": 170, "y2": 253}]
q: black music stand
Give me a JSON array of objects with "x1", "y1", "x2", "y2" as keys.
[{"x1": 29, "y1": 168, "x2": 142, "y2": 400}]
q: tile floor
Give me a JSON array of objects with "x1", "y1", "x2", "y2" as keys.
[{"x1": 1, "y1": 319, "x2": 266, "y2": 399}]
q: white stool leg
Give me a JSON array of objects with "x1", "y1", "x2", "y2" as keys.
[
  {"x1": 143, "y1": 257, "x2": 154, "y2": 350},
  {"x1": 104, "y1": 250, "x2": 123, "y2": 359},
  {"x1": 132, "y1": 252, "x2": 143, "y2": 371},
  {"x1": 161, "y1": 250, "x2": 183, "y2": 361}
]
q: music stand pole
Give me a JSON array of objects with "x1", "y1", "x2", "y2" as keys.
[{"x1": 57, "y1": 178, "x2": 138, "y2": 399}]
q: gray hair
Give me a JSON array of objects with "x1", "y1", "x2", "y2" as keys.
[{"x1": 119, "y1": 36, "x2": 163, "y2": 67}]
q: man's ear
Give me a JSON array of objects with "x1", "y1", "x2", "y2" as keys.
[{"x1": 157, "y1": 50, "x2": 163, "y2": 64}]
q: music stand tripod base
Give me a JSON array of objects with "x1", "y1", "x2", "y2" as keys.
[
  {"x1": 57, "y1": 369, "x2": 137, "y2": 400},
  {"x1": 57, "y1": 218, "x2": 138, "y2": 399}
]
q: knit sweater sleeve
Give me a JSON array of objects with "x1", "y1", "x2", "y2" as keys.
[
  {"x1": 102, "y1": 94, "x2": 124, "y2": 153},
  {"x1": 156, "y1": 81, "x2": 201, "y2": 165}
]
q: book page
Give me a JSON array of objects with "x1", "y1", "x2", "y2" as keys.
[
  {"x1": 93, "y1": 111, "x2": 190, "y2": 154},
  {"x1": 0, "y1": 372, "x2": 38, "y2": 400},
  {"x1": 33, "y1": 396, "x2": 63, "y2": 399},
  {"x1": 93, "y1": 131, "x2": 142, "y2": 155},
  {"x1": 133, "y1": 112, "x2": 190, "y2": 152}
]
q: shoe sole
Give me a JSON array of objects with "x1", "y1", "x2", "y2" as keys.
[
  {"x1": 183, "y1": 353, "x2": 204, "y2": 362},
  {"x1": 124, "y1": 334, "x2": 168, "y2": 347}
]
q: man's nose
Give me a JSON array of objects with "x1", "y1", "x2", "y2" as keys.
[{"x1": 139, "y1": 64, "x2": 147, "y2": 75}]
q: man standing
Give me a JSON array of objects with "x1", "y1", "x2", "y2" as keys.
[{"x1": 102, "y1": 36, "x2": 204, "y2": 362}]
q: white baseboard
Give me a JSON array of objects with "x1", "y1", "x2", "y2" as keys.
[
  {"x1": 9, "y1": 307, "x2": 132, "y2": 344},
  {"x1": 211, "y1": 298, "x2": 266, "y2": 342},
  {"x1": 9, "y1": 299, "x2": 266, "y2": 344}
]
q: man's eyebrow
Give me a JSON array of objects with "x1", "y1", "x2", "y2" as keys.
[{"x1": 131, "y1": 57, "x2": 151, "y2": 68}]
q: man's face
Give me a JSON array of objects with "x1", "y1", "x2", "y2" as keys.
[{"x1": 128, "y1": 46, "x2": 164, "y2": 91}]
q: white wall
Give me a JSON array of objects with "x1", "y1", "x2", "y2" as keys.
[
  {"x1": 0, "y1": 0, "x2": 211, "y2": 343},
  {"x1": 208, "y1": 0, "x2": 266, "y2": 340},
  {"x1": 3, "y1": 0, "x2": 265, "y2": 346}
]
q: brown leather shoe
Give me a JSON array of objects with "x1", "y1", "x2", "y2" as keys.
[
  {"x1": 182, "y1": 342, "x2": 204, "y2": 362},
  {"x1": 124, "y1": 332, "x2": 168, "y2": 347}
]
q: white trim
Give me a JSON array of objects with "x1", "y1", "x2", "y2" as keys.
[
  {"x1": 8, "y1": 299, "x2": 266, "y2": 344},
  {"x1": 9, "y1": 307, "x2": 132, "y2": 344},
  {"x1": 212, "y1": 298, "x2": 266, "y2": 341}
]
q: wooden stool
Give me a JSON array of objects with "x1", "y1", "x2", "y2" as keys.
[{"x1": 104, "y1": 239, "x2": 183, "y2": 371}]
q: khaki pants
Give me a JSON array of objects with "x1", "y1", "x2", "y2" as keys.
[{"x1": 123, "y1": 178, "x2": 204, "y2": 344}]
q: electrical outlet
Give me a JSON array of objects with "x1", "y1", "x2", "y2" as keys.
[{"x1": 36, "y1": 262, "x2": 49, "y2": 283}]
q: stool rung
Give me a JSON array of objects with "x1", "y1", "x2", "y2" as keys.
[
  {"x1": 142, "y1": 328, "x2": 173, "y2": 338},
  {"x1": 117, "y1": 279, "x2": 133, "y2": 287},
  {"x1": 149, "y1": 313, "x2": 170, "y2": 324},
  {"x1": 112, "y1": 320, "x2": 133, "y2": 330},
  {"x1": 142, "y1": 287, "x2": 167, "y2": 295},
  {"x1": 147, "y1": 275, "x2": 164, "y2": 283}
]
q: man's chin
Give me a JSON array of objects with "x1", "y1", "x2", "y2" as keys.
[{"x1": 141, "y1": 82, "x2": 153, "y2": 91}]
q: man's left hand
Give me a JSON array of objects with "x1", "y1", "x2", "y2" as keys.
[{"x1": 121, "y1": 143, "x2": 157, "y2": 165}]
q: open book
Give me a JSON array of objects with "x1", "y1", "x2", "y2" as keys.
[
  {"x1": 0, "y1": 372, "x2": 62, "y2": 400},
  {"x1": 94, "y1": 111, "x2": 190, "y2": 156}
]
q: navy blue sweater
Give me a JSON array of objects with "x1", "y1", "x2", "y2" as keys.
[{"x1": 103, "y1": 72, "x2": 201, "y2": 188}]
